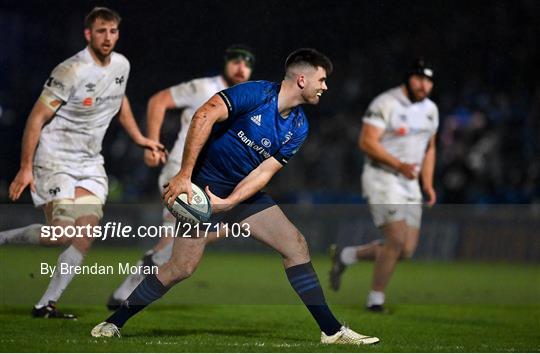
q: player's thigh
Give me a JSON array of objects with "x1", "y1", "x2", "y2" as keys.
[
  {"x1": 41, "y1": 203, "x2": 73, "y2": 246},
  {"x1": 74, "y1": 186, "x2": 94, "y2": 198},
  {"x1": 73, "y1": 187, "x2": 102, "y2": 225},
  {"x1": 241, "y1": 205, "x2": 310, "y2": 262},
  {"x1": 400, "y1": 203, "x2": 421, "y2": 255},
  {"x1": 43, "y1": 201, "x2": 75, "y2": 229}
]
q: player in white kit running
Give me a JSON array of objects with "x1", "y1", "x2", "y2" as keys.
[
  {"x1": 106, "y1": 45, "x2": 255, "y2": 310},
  {"x1": 329, "y1": 58, "x2": 438, "y2": 312},
  {"x1": 0, "y1": 7, "x2": 163, "y2": 319}
]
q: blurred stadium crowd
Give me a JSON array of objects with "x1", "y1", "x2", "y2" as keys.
[{"x1": 1, "y1": 0, "x2": 538, "y2": 204}]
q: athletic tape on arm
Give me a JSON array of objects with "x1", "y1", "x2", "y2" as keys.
[{"x1": 38, "y1": 89, "x2": 64, "y2": 112}]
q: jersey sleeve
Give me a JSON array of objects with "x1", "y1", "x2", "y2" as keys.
[
  {"x1": 274, "y1": 116, "x2": 309, "y2": 165},
  {"x1": 431, "y1": 104, "x2": 439, "y2": 134},
  {"x1": 43, "y1": 62, "x2": 78, "y2": 102},
  {"x1": 169, "y1": 80, "x2": 199, "y2": 108},
  {"x1": 217, "y1": 81, "x2": 265, "y2": 117},
  {"x1": 362, "y1": 96, "x2": 388, "y2": 130}
]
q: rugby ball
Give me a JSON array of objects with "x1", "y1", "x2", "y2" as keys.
[{"x1": 164, "y1": 183, "x2": 212, "y2": 224}]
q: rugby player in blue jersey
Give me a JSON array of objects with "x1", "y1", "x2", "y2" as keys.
[{"x1": 91, "y1": 48, "x2": 379, "y2": 345}]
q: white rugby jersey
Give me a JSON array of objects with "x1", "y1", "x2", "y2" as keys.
[
  {"x1": 362, "y1": 86, "x2": 438, "y2": 167},
  {"x1": 34, "y1": 47, "x2": 130, "y2": 168},
  {"x1": 168, "y1": 75, "x2": 227, "y2": 164}
]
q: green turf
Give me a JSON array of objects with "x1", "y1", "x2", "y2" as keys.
[{"x1": 0, "y1": 246, "x2": 539, "y2": 352}]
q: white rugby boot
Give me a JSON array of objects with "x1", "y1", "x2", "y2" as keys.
[
  {"x1": 91, "y1": 322, "x2": 121, "y2": 338},
  {"x1": 321, "y1": 326, "x2": 379, "y2": 345}
]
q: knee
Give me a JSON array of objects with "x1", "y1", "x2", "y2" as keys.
[
  {"x1": 386, "y1": 237, "x2": 405, "y2": 251},
  {"x1": 168, "y1": 260, "x2": 199, "y2": 284},
  {"x1": 400, "y1": 247, "x2": 416, "y2": 260},
  {"x1": 56, "y1": 235, "x2": 72, "y2": 246},
  {"x1": 282, "y1": 230, "x2": 310, "y2": 264},
  {"x1": 72, "y1": 237, "x2": 94, "y2": 255}
]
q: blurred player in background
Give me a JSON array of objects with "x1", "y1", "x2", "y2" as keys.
[
  {"x1": 0, "y1": 7, "x2": 163, "y2": 318},
  {"x1": 92, "y1": 48, "x2": 379, "y2": 345},
  {"x1": 106, "y1": 45, "x2": 255, "y2": 310},
  {"x1": 329, "y1": 58, "x2": 438, "y2": 312}
]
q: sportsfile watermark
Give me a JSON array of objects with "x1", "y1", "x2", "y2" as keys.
[
  {"x1": 1, "y1": 203, "x2": 538, "y2": 306},
  {"x1": 40, "y1": 221, "x2": 252, "y2": 241}
]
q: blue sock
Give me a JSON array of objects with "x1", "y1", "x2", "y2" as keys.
[
  {"x1": 106, "y1": 274, "x2": 169, "y2": 328},
  {"x1": 286, "y1": 261, "x2": 342, "y2": 335}
]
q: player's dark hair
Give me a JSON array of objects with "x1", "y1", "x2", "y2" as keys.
[
  {"x1": 84, "y1": 7, "x2": 122, "y2": 29},
  {"x1": 404, "y1": 57, "x2": 434, "y2": 83},
  {"x1": 285, "y1": 48, "x2": 333, "y2": 75},
  {"x1": 224, "y1": 44, "x2": 256, "y2": 68}
]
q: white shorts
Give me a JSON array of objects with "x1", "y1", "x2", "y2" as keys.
[
  {"x1": 158, "y1": 159, "x2": 181, "y2": 224},
  {"x1": 31, "y1": 164, "x2": 108, "y2": 207},
  {"x1": 362, "y1": 163, "x2": 422, "y2": 228}
]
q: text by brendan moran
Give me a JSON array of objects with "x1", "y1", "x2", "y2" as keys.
[{"x1": 40, "y1": 262, "x2": 158, "y2": 278}]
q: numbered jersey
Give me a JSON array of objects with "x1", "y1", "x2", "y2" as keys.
[
  {"x1": 362, "y1": 86, "x2": 438, "y2": 167},
  {"x1": 168, "y1": 75, "x2": 227, "y2": 164},
  {"x1": 34, "y1": 47, "x2": 130, "y2": 168}
]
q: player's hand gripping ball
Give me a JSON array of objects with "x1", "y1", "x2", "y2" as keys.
[{"x1": 163, "y1": 183, "x2": 212, "y2": 225}]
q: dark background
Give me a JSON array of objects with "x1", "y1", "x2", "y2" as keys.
[{"x1": 1, "y1": 0, "x2": 539, "y2": 204}]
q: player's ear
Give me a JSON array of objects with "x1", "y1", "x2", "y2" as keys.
[
  {"x1": 296, "y1": 74, "x2": 306, "y2": 90},
  {"x1": 84, "y1": 28, "x2": 91, "y2": 43}
]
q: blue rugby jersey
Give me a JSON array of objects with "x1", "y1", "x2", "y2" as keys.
[{"x1": 193, "y1": 80, "x2": 308, "y2": 188}]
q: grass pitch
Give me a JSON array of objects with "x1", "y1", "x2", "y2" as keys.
[{"x1": 0, "y1": 246, "x2": 538, "y2": 352}]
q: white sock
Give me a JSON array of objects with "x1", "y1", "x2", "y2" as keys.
[
  {"x1": 112, "y1": 249, "x2": 153, "y2": 301},
  {"x1": 367, "y1": 290, "x2": 385, "y2": 307},
  {"x1": 112, "y1": 243, "x2": 173, "y2": 301},
  {"x1": 0, "y1": 224, "x2": 42, "y2": 245},
  {"x1": 340, "y1": 246, "x2": 359, "y2": 265},
  {"x1": 151, "y1": 242, "x2": 172, "y2": 265},
  {"x1": 36, "y1": 245, "x2": 84, "y2": 308}
]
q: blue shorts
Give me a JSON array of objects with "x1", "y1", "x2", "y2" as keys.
[{"x1": 192, "y1": 176, "x2": 276, "y2": 226}]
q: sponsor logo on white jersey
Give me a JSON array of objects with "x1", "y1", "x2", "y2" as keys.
[{"x1": 250, "y1": 114, "x2": 262, "y2": 126}]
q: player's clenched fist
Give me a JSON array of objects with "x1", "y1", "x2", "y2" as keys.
[
  {"x1": 162, "y1": 173, "x2": 193, "y2": 207},
  {"x1": 143, "y1": 149, "x2": 160, "y2": 167},
  {"x1": 143, "y1": 148, "x2": 167, "y2": 167},
  {"x1": 9, "y1": 167, "x2": 36, "y2": 201},
  {"x1": 396, "y1": 162, "x2": 418, "y2": 180},
  {"x1": 204, "y1": 186, "x2": 233, "y2": 214},
  {"x1": 423, "y1": 185, "x2": 437, "y2": 207}
]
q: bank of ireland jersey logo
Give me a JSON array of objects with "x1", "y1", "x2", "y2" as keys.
[
  {"x1": 250, "y1": 114, "x2": 262, "y2": 126},
  {"x1": 261, "y1": 138, "x2": 271, "y2": 148}
]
